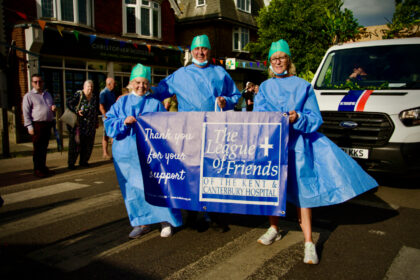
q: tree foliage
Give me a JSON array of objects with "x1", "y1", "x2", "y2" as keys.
[
  {"x1": 383, "y1": 0, "x2": 420, "y2": 38},
  {"x1": 246, "y1": 0, "x2": 361, "y2": 76}
]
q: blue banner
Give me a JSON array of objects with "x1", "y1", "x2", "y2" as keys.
[{"x1": 135, "y1": 111, "x2": 289, "y2": 216}]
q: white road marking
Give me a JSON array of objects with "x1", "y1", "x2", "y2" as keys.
[
  {"x1": 27, "y1": 220, "x2": 160, "y2": 272},
  {"x1": 167, "y1": 221, "x2": 321, "y2": 280},
  {"x1": 2, "y1": 182, "x2": 90, "y2": 205},
  {"x1": 384, "y1": 246, "x2": 420, "y2": 280},
  {"x1": 0, "y1": 190, "x2": 122, "y2": 239}
]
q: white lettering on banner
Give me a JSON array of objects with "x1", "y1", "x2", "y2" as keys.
[
  {"x1": 149, "y1": 170, "x2": 186, "y2": 184},
  {"x1": 201, "y1": 177, "x2": 279, "y2": 198},
  {"x1": 200, "y1": 122, "x2": 282, "y2": 206},
  {"x1": 144, "y1": 128, "x2": 193, "y2": 144}
]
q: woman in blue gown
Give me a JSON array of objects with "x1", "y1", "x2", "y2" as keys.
[
  {"x1": 253, "y1": 40, "x2": 378, "y2": 264},
  {"x1": 104, "y1": 64, "x2": 183, "y2": 239}
]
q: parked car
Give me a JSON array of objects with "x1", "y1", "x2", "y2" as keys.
[{"x1": 312, "y1": 38, "x2": 420, "y2": 176}]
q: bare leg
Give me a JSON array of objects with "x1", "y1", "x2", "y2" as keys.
[
  {"x1": 269, "y1": 216, "x2": 279, "y2": 231},
  {"x1": 297, "y1": 207, "x2": 313, "y2": 243},
  {"x1": 102, "y1": 135, "x2": 110, "y2": 158}
]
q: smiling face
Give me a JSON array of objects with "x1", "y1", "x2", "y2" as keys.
[
  {"x1": 270, "y1": 51, "x2": 290, "y2": 75},
  {"x1": 131, "y1": 77, "x2": 149, "y2": 96},
  {"x1": 192, "y1": 47, "x2": 210, "y2": 64}
]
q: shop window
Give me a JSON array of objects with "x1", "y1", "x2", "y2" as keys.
[
  {"x1": 87, "y1": 61, "x2": 106, "y2": 71},
  {"x1": 65, "y1": 59, "x2": 86, "y2": 69},
  {"x1": 114, "y1": 63, "x2": 133, "y2": 73},
  {"x1": 196, "y1": 0, "x2": 205, "y2": 6},
  {"x1": 232, "y1": 27, "x2": 249, "y2": 52},
  {"x1": 236, "y1": 0, "x2": 250, "y2": 13},
  {"x1": 40, "y1": 56, "x2": 63, "y2": 67},
  {"x1": 123, "y1": 0, "x2": 161, "y2": 39},
  {"x1": 37, "y1": 0, "x2": 93, "y2": 26}
]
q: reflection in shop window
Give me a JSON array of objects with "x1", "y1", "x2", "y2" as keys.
[
  {"x1": 87, "y1": 61, "x2": 106, "y2": 71},
  {"x1": 65, "y1": 59, "x2": 86, "y2": 69}
]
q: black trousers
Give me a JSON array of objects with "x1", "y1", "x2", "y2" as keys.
[
  {"x1": 32, "y1": 121, "x2": 53, "y2": 172},
  {"x1": 68, "y1": 126, "x2": 96, "y2": 166}
]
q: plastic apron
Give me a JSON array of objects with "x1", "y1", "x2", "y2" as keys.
[
  {"x1": 254, "y1": 76, "x2": 377, "y2": 208},
  {"x1": 104, "y1": 93, "x2": 183, "y2": 227}
]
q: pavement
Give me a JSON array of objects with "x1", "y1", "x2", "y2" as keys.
[{"x1": 0, "y1": 123, "x2": 111, "y2": 188}]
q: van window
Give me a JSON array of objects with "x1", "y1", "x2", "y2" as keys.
[{"x1": 314, "y1": 44, "x2": 420, "y2": 90}]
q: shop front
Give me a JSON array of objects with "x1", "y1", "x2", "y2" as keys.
[{"x1": 13, "y1": 25, "x2": 184, "y2": 142}]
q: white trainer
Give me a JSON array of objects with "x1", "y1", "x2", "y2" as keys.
[
  {"x1": 160, "y1": 222, "x2": 173, "y2": 238},
  {"x1": 128, "y1": 226, "x2": 150, "y2": 239},
  {"x1": 257, "y1": 227, "x2": 281, "y2": 245},
  {"x1": 304, "y1": 242, "x2": 319, "y2": 264}
]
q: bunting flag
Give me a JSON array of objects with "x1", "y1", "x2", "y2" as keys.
[
  {"x1": 133, "y1": 43, "x2": 138, "y2": 48},
  {"x1": 105, "y1": 39, "x2": 109, "y2": 46},
  {"x1": 257, "y1": 62, "x2": 260, "y2": 67},
  {"x1": 89, "y1": 34, "x2": 96, "y2": 44},
  {"x1": 250, "y1": 62, "x2": 253, "y2": 67},
  {"x1": 219, "y1": 60, "x2": 224, "y2": 65},
  {"x1": 38, "y1": 20, "x2": 46, "y2": 31},
  {"x1": 263, "y1": 61, "x2": 267, "y2": 66},
  {"x1": 56, "y1": 25, "x2": 64, "y2": 37},
  {"x1": 177, "y1": 46, "x2": 183, "y2": 51},
  {"x1": 119, "y1": 41, "x2": 126, "y2": 48},
  {"x1": 16, "y1": 11, "x2": 27, "y2": 20},
  {"x1": 242, "y1": 62, "x2": 246, "y2": 68},
  {"x1": 212, "y1": 58, "x2": 216, "y2": 64},
  {"x1": 73, "y1": 30, "x2": 79, "y2": 41},
  {"x1": 147, "y1": 44, "x2": 152, "y2": 52}
]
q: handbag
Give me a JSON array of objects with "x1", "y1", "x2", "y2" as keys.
[{"x1": 60, "y1": 92, "x2": 83, "y2": 128}]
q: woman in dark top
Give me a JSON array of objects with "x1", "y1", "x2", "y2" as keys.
[{"x1": 66, "y1": 80, "x2": 98, "y2": 169}]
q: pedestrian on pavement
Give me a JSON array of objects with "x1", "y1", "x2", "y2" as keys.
[
  {"x1": 104, "y1": 63, "x2": 183, "y2": 239},
  {"x1": 234, "y1": 81, "x2": 254, "y2": 111},
  {"x1": 152, "y1": 34, "x2": 241, "y2": 232},
  {"x1": 66, "y1": 80, "x2": 98, "y2": 170},
  {"x1": 22, "y1": 74, "x2": 56, "y2": 178},
  {"x1": 253, "y1": 39, "x2": 378, "y2": 264},
  {"x1": 99, "y1": 77, "x2": 116, "y2": 160}
]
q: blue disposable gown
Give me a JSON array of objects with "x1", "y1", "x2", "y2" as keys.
[
  {"x1": 104, "y1": 93, "x2": 183, "y2": 227},
  {"x1": 254, "y1": 76, "x2": 377, "y2": 208},
  {"x1": 152, "y1": 64, "x2": 240, "y2": 111}
]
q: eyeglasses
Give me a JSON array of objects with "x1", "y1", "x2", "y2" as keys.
[
  {"x1": 32, "y1": 80, "x2": 43, "y2": 84},
  {"x1": 270, "y1": 56, "x2": 288, "y2": 63}
]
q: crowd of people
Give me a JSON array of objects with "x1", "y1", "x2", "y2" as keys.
[{"x1": 21, "y1": 35, "x2": 377, "y2": 265}]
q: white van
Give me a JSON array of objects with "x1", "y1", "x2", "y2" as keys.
[{"x1": 312, "y1": 38, "x2": 420, "y2": 176}]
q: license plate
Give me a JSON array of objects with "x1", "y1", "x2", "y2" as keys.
[{"x1": 341, "y1": 147, "x2": 369, "y2": 159}]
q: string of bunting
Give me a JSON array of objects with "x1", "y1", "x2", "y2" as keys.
[
  {"x1": 9, "y1": 7, "x2": 268, "y2": 66},
  {"x1": 9, "y1": 8, "x2": 187, "y2": 53}
]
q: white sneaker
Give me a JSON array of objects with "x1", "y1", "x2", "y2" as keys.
[
  {"x1": 128, "y1": 226, "x2": 150, "y2": 239},
  {"x1": 257, "y1": 227, "x2": 281, "y2": 245},
  {"x1": 304, "y1": 242, "x2": 319, "y2": 264},
  {"x1": 160, "y1": 222, "x2": 173, "y2": 238}
]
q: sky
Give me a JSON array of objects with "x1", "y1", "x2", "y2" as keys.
[{"x1": 342, "y1": 0, "x2": 396, "y2": 26}]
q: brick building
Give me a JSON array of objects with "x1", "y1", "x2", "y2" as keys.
[
  {"x1": 175, "y1": 0, "x2": 267, "y2": 89},
  {"x1": 2, "y1": 0, "x2": 184, "y2": 143}
]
